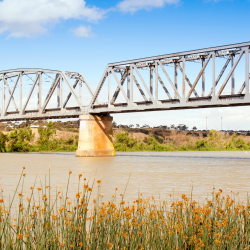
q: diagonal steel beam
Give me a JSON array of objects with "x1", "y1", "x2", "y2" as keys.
[
  {"x1": 217, "y1": 50, "x2": 244, "y2": 97},
  {"x1": 4, "y1": 78, "x2": 18, "y2": 111},
  {"x1": 238, "y1": 73, "x2": 250, "y2": 94},
  {"x1": 5, "y1": 73, "x2": 21, "y2": 114},
  {"x1": 110, "y1": 68, "x2": 132, "y2": 106},
  {"x1": 158, "y1": 61, "x2": 181, "y2": 99},
  {"x1": 177, "y1": 63, "x2": 199, "y2": 97},
  {"x1": 152, "y1": 67, "x2": 172, "y2": 99},
  {"x1": 22, "y1": 73, "x2": 40, "y2": 114},
  {"x1": 90, "y1": 66, "x2": 108, "y2": 108},
  {"x1": 134, "y1": 64, "x2": 155, "y2": 102},
  {"x1": 41, "y1": 74, "x2": 61, "y2": 113},
  {"x1": 186, "y1": 53, "x2": 212, "y2": 100},
  {"x1": 110, "y1": 71, "x2": 128, "y2": 104},
  {"x1": 208, "y1": 58, "x2": 231, "y2": 96},
  {"x1": 133, "y1": 75, "x2": 148, "y2": 101},
  {"x1": 61, "y1": 72, "x2": 83, "y2": 111},
  {"x1": 79, "y1": 73, "x2": 99, "y2": 105},
  {"x1": 63, "y1": 79, "x2": 79, "y2": 108}
]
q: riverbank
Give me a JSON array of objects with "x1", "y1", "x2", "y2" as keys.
[
  {"x1": 114, "y1": 129, "x2": 250, "y2": 151},
  {"x1": 1, "y1": 122, "x2": 250, "y2": 152}
]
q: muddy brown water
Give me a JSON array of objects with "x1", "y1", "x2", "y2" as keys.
[{"x1": 1, "y1": 151, "x2": 250, "y2": 207}]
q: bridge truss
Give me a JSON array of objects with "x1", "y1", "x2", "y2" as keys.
[
  {"x1": 0, "y1": 42, "x2": 249, "y2": 122},
  {"x1": 0, "y1": 69, "x2": 94, "y2": 121},
  {"x1": 89, "y1": 42, "x2": 250, "y2": 114}
]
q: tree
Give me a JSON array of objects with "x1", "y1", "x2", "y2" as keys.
[
  {"x1": 170, "y1": 124, "x2": 175, "y2": 129},
  {"x1": 37, "y1": 121, "x2": 56, "y2": 151},
  {"x1": 136, "y1": 124, "x2": 140, "y2": 128},
  {"x1": 193, "y1": 126, "x2": 197, "y2": 131},
  {"x1": 8, "y1": 128, "x2": 34, "y2": 152},
  {"x1": 0, "y1": 132, "x2": 8, "y2": 152},
  {"x1": 176, "y1": 124, "x2": 188, "y2": 131}
]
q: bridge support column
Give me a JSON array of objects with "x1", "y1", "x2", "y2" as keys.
[{"x1": 75, "y1": 114, "x2": 116, "y2": 157}]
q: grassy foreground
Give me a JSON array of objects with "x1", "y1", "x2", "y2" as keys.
[{"x1": 0, "y1": 169, "x2": 250, "y2": 249}]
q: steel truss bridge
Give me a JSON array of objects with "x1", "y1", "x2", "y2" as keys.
[{"x1": 0, "y1": 42, "x2": 250, "y2": 122}]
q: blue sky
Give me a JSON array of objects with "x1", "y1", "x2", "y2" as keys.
[{"x1": 0, "y1": 0, "x2": 250, "y2": 130}]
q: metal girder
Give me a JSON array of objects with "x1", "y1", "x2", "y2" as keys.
[
  {"x1": 186, "y1": 53, "x2": 212, "y2": 100},
  {"x1": 41, "y1": 74, "x2": 61, "y2": 113},
  {"x1": 208, "y1": 58, "x2": 231, "y2": 96},
  {"x1": 217, "y1": 50, "x2": 244, "y2": 97},
  {"x1": 110, "y1": 68, "x2": 132, "y2": 106},
  {"x1": 177, "y1": 63, "x2": 199, "y2": 97},
  {"x1": 110, "y1": 71, "x2": 128, "y2": 104},
  {"x1": 158, "y1": 61, "x2": 181, "y2": 99},
  {"x1": 5, "y1": 73, "x2": 21, "y2": 114}
]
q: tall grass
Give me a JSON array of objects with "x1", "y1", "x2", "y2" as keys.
[{"x1": 0, "y1": 169, "x2": 250, "y2": 249}]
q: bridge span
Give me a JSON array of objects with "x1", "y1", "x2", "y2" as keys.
[{"x1": 0, "y1": 42, "x2": 249, "y2": 156}]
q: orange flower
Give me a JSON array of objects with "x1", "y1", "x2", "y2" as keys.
[
  {"x1": 97, "y1": 179, "x2": 101, "y2": 184},
  {"x1": 23, "y1": 167, "x2": 25, "y2": 169},
  {"x1": 0, "y1": 199, "x2": 3, "y2": 203},
  {"x1": 84, "y1": 184, "x2": 88, "y2": 189},
  {"x1": 37, "y1": 188, "x2": 41, "y2": 191},
  {"x1": 30, "y1": 187, "x2": 33, "y2": 190},
  {"x1": 18, "y1": 234, "x2": 22, "y2": 239},
  {"x1": 107, "y1": 242, "x2": 113, "y2": 248},
  {"x1": 79, "y1": 174, "x2": 82, "y2": 179},
  {"x1": 68, "y1": 201, "x2": 72, "y2": 205},
  {"x1": 23, "y1": 174, "x2": 26, "y2": 177},
  {"x1": 79, "y1": 242, "x2": 83, "y2": 246},
  {"x1": 88, "y1": 187, "x2": 92, "y2": 192},
  {"x1": 69, "y1": 171, "x2": 72, "y2": 175}
]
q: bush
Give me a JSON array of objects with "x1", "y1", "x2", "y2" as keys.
[{"x1": 8, "y1": 128, "x2": 34, "y2": 152}]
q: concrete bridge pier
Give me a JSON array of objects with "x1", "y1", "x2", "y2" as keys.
[{"x1": 75, "y1": 114, "x2": 116, "y2": 157}]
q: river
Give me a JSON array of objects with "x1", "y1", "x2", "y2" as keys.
[{"x1": 1, "y1": 151, "x2": 250, "y2": 206}]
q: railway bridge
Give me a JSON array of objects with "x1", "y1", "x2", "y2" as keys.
[{"x1": 0, "y1": 42, "x2": 249, "y2": 156}]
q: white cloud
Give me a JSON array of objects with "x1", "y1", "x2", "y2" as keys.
[
  {"x1": 70, "y1": 25, "x2": 93, "y2": 37},
  {"x1": 117, "y1": 0, "x2": 179, "y2": 13},
  {"x1": 0, "y1": 0, "x2": 106, "y2": 37}
]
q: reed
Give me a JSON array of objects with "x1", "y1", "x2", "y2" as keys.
[{"x1": 0, "y1": 169, "x2": 250, "y2": 249}]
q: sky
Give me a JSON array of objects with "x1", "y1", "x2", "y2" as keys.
[{"x1": 0, "y1": 0, "x2": 250, "y2": 130}]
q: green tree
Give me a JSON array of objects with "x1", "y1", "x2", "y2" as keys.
[
  {"x1": 8, "y1": 128, "x2": 34, "y2": 152},
  {"x1": 0, "y1": 132, "x2": 8, "y2": 152},
  {"x1": 37, "y1": 121, "x2": 56, "y2": 151}
]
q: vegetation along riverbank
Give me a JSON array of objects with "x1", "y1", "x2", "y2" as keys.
[
  {"x1": 0, "y1": 121, "x2": 250, "y2": 152},
  {"x1": 0, "y1": 169, "x2": 250, "y2": 249}
]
